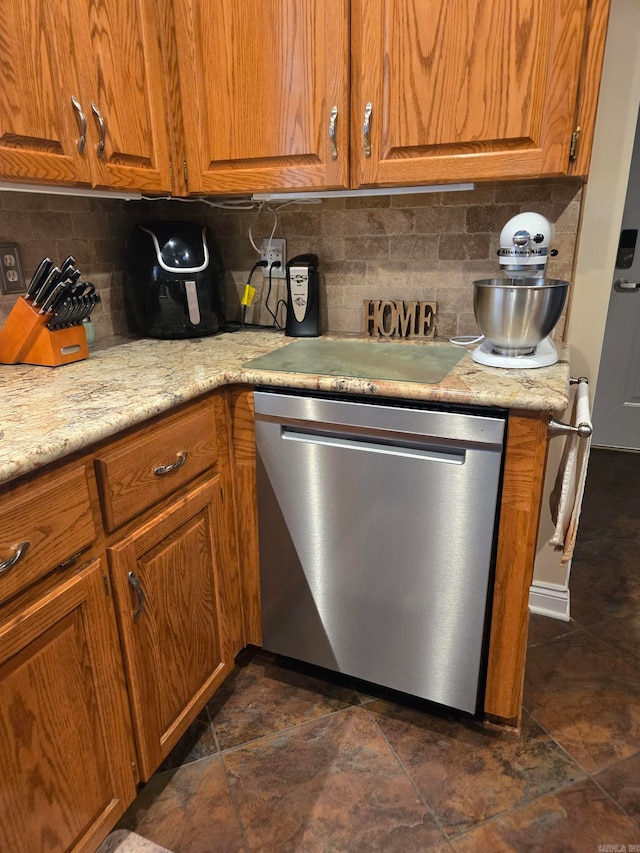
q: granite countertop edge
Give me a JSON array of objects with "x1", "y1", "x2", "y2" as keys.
[{"x1": 0, "y1": 332, "x2": 571, "y2": 487}]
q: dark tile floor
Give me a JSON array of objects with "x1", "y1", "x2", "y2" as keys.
[{"x1": 116, "y1": 448, "x2": 640, "y2": 852}]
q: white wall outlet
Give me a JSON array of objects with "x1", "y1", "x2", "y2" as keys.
[{"x1": 261, "y1": 238, "x2": 286, "y2": 278}]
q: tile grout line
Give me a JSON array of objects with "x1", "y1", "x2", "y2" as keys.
[
  {"x1": 524, "y1": 707, "x2": 640, "y2": 830},
  {"x1": 210, "y1": 700, "x2": 362, "y2": 758},
  {"x1": 361, "y1": 704, "x2": 451, "y2": 849},
  {"x1": 210, "y1": 719, "x2": 253, "y2": 853}
]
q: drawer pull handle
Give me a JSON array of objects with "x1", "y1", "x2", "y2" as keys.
[
  {"x1": 0, "y1": 541, "x2": 30, "y2": 575},
  {"x1": 128, "y1": 571, "x2": 146, "y2": 622},
  {"x1": 154, "y1": 451, "x2": 188, "y2": 476}
]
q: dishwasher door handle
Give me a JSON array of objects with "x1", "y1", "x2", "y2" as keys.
[{"x1": 281, "y1": 426, "x2": 465, "y2": 464}]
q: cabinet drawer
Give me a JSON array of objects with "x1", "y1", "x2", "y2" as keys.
[
  {"x1": 95, "y1": 402, "x2": 218, "y2": 531},
  {"x1": 0, "y1": 465, "x2": 96, "y2": 605}
]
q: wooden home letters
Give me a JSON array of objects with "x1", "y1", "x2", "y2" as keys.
[{"x1": 363, "y1": 300, "x2": 436, "y2": 338}]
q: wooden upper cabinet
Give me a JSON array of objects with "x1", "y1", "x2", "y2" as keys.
[
  {"x1": 351, "y1": 0, "x2": 595, "y2": 186},
  {"x1": 0, "y1": 0, "x2": 92, "y2": 186},
  {"x1": 73, "y1": 0, "x2": 173, "y2": 193},
  {"x1": 172, "y1": 0, "x2": 350, "y2": 194},
  {"x1": 0, "y1": 0, "x2": 172, "y2": 193}
]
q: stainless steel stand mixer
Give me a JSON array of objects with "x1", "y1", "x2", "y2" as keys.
[{"x1": 471, "y1": 212, "x2": 569, "y2": 368}]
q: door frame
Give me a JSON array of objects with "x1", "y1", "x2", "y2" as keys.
[
  {"x1": 565, "y1": 0, "x2": 640, "y2": 392},
  {"x1": 532, "y1": 0, "x2": 640, "y2": 595}
]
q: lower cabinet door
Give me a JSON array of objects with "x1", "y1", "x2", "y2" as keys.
[
  {"x1": 108, "y1": 478, "x2": 230, "y2": 780},
  {"x1": 0, "y1": 559, "x2": 137, "y2": 853}
]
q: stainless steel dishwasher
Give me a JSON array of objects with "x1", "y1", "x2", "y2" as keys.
[{"x1": 254, "y1": 390, "x2": 506, "y2": 714}]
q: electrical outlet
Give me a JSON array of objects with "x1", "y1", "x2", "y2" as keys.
[
  {"x1": 0, "y1": 243, "x2": 26, "y2": 294},
  {"x1": 261, "y1": 238, "x2": 286, "y2": 278}
]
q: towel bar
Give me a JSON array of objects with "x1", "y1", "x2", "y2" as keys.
[{"x1": 548, "y1": 377, "x2": 593, "y2": 438}]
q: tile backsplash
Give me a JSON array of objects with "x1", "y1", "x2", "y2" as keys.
[{"x1": 0, "y1": 179, "x2": 582, "y2": 344}]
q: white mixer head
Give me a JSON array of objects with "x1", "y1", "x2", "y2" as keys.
[{"x1": 498, "y1": 212, "x2": 555, "y2": 277}]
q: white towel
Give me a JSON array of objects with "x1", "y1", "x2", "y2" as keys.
[{"x1": 549, "y1": 383, "x2": 592, "y2": 566}]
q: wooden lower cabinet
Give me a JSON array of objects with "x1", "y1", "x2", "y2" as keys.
[
  {"x1": 0, "y1": 558, "x2": 137, "y2": 853},
  {"x1": 108, "y1": 477, "x2": 231, "y2": 780}
]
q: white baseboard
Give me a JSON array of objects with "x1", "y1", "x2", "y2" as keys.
[{"x1": 528, "y1": 581, "x2": 571, "y2": 621}]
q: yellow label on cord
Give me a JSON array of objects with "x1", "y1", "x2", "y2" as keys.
[{"x1": 241, "y1": 284, "x2": 256, "y2": 306}]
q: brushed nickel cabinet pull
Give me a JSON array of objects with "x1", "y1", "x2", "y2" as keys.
[
  {"x1": 127, "y1": 571, "x2": 146, "y2": 622},
  {"x1": 71, "y1": 96, "x2": 86, "y2": 154},
  {"x1": 363, "y1": 102, "x2": 373, "y2": 158},
  {"x1": 0, "y1": 541, "x2": 30, "y2": 575},
  {"x1": 91, "y1": 102, "x2": 106, "y2": 158},
  {"x1": 154, "y1": 451, "x2": 188, "y2": 476},
  {"x1": 329, "y1": 106, "x2": 338, "y2": 160}
]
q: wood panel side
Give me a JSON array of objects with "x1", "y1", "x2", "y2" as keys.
[
  {"x1": 156, "y1": 0, "x2": 188, "y2": 195},
  {"x1": 212, "y1": 392, "x2": 244, "y2": 660},
  {"x1": 569, "y1": 0, "x2": 611, "y2": 176},
  {"x1": 484, "y1": 409, "x2": 549, "y2": 728},
  {"x1": 228, "y1": 387, "x2": 261, "y2": 646}
]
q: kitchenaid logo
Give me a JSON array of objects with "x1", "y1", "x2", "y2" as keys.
[{"x1": 363, "y1": 300, "x2": 436, "y2": 338}]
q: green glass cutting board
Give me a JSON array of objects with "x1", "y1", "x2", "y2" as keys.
[{"x1": 242, "y1": 339, "x2": 465, "y2": 384}]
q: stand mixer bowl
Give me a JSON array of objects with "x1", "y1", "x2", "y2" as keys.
[{"x1": 473, "y1": 278, "x2": 569, "y2": 356}]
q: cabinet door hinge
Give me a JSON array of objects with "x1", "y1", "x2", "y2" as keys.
[
  {"x1": 102, "y1": 573, "x2": 110, "y2": 597},
  {"x1": 131, "y1": 760, "x2": 138, "y2": 782},
  {"x1": 183, "y1": 159, "x2": 188, "y2": 190},
  {"x1": 169, "y1": 159, "x2": 174, "y2": 182},
  {"x1": 569, "y1": 126, "x2": 581, "y2": 163}
]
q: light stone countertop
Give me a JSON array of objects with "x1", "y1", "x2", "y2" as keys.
[{"x1": 0, "y1": 330, "x2": 570, "y2": 486}]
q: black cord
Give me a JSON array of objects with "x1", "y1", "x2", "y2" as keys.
[
  {"x1": 239, "y1": 260, "x2": 268, "y2": 329},
  {"x1": 265, "y1": 261, "x2": 284, "y2": 329}
]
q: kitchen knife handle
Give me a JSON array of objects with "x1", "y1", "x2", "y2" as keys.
[
  {"x1": 328, "y1": 106, "x2": 338, "y2": 161},
  {"x1": 0, "y1": 541, "x2": 30, "y2": 575},
  {"x1": 127, "y1": 571, "x2": 146, "y2": 622},
  {"x1": 153, "y1": 451, "x2": 188, "y2": 476},
  {"x1": 363, "y1": 102, "x2": 372, "y2": 158},
  {"x1": 71, "y1": 96, "x2": 86, "y2": 154},
  {"x1": 91, "y1": 102, "x2": 106, "y2": 158}
]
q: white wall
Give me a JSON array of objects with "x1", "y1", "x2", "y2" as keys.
[{"x1": 533, "y1": 0, "x2": 640, "y2": 594}]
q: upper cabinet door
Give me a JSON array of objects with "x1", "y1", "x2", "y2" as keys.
[
  {"x1": 75, "y1": 0, "x2": 173, "y2": 193},
  {"x1": 173, "y1": 0, "x2": 349, "y2": 194},
  {"x1": 351, "y1": 0, "x2": 590, "y2": 187},
  {"x1": 0, "y1": 0, "x2": 92, "y2": 186}
]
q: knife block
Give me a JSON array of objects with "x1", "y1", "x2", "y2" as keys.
[{"x1": 0, "y1": 296, "x2": 89, "y2": 367}]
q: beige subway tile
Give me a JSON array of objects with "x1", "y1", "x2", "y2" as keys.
[
  {"x1": 344, "y1": 236, "x2": 390, "y2": 260},
  {"x1": 389, "y1": 234, "x2": 438, "y2": 261},
  {"x1": 494, "y1": 182, "x2": 553, "y2": 204},
  {"x1": 466, "y1": 203, "x2": 520, "y2": 233},
  {"x1": 433, "y1": 311, "x2": 457, "y2": 339},
  {"x1": 433, "y1": 285, "x2": 474, "y2": 313},
  {"x1": 70, "y1": 211, "x2": 108, "y2": 240},
  {"x1": 555, "y1": 201, "x2": 581, "y2": 233},
  {"x1": 457, "y1": 312, "x2": 481, "y2": 336},
  {"x1": 440, "y1": 188, "x2": 494, "y2": 206},
  {"x1": 325, "y1": 307, "x2": 362, "y2": 334},
  {"x1": 391, "y1": 192, "x2": 442, "y2": 207},
  {"x1": 1, "y1": 191, "x2": 50, "y2": 211},
  {"x1": 47, "y1": 194, "x2": 92, "y2": 213},
  {"x1": 0, "y1": 210, "x2": 33, "y2": 243},
  {"x1": 550, "y1": 180, "x2": 584, "y2": 204},
  {"x1": 345, "y1": 195, "x2": 391, "y2": 209},
  {"x1": 414, "y1": 206, "x2": 465, "y2": 233}
]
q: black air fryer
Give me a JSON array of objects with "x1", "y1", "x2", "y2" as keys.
[{"x1": 125, "y1": 221, "x2": 225, "y2": 339}]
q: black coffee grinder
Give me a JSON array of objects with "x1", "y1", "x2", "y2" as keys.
[{"x1": 285, "y1": 253, "x2": 320, "y2": 337}]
